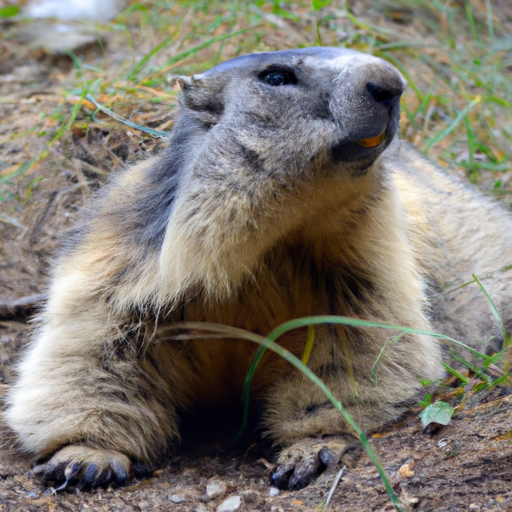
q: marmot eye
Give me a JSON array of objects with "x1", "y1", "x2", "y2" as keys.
[{"x1": 261, "y1": 70, "x2": 297, "y2": 86}]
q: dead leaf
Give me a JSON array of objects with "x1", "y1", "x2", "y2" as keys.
[{"x1": 399, "y1": 460, "x2": 415, "y2": 479}]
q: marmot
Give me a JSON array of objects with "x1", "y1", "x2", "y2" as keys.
[{"x1": 6, "y1": 47, "x2": 512, "y2": 491}]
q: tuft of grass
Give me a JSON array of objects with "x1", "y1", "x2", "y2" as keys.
[
  {"x1": 472, "y1": 274, "x2": 512, "y2": 372},
  {"x1": 3, "y1": 0, "x2": 510, "y2": 197}
]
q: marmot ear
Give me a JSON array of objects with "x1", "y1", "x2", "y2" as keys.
[
  {"x1": 175, "y1": 76, "x2": 198, "y2": 92},
  {"x1": 175, "y1": 75, "x2": 225, "y2": 123}
]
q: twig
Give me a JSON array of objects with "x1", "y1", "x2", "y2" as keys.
[
  {"x1": 324, "y1": 466, "x2": 345, "y2": 509},
  {"x1": 29, "y1": 190, "x2": 57, "y2": 244}
]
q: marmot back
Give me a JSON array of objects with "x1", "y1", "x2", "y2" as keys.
[{"x1": 6, "y1": 47, "x2": 512, "y2": 491}]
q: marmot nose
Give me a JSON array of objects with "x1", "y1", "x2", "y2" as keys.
[{"x1": 366, "y1": 80, "x2": 405, "y2": 109}]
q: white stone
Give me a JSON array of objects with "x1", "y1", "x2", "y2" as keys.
[
  {"x1": 169, "y1": 494, "x2": 186, "y2": 503},
  {"x1": 216, "y1": 495, "x2": 241, "y2": 512},
  {"x1": 206, "y1": 480, "x2": 227, "y2": 499},
  {"x1": 25, "y1": 0, "x2": 122, "y2": 21}
]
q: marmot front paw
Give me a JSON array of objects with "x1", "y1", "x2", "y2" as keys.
[
  {"x1": 33, "y1": 445, "x2": 131, "y2": 490},
  {"x1": 271, "y1": 436, "x2": 358, "y2": 490}
]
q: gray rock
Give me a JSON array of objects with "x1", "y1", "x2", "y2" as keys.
[{"x1": 14, "y1": 21, "x2": 104, "y2": 54}]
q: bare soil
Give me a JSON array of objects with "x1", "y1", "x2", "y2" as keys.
[
  {"x1": 0, "y1": 378, "x2": 511, "y2": 512},
  {"x1": 1, "y1": 2, "x2": 512, "y2": 511}
]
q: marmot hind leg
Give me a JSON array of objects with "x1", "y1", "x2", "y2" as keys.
[{"x1": 264, "y1": 327, "x2": 443, "y2": 489}]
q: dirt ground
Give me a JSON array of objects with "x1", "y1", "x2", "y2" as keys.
[
  {"x1": 1, "y1": 1, "x2": 512, "y2": 511},
  {"x1": 0, "y1": 384, "x2": 511, "y2": 512}
]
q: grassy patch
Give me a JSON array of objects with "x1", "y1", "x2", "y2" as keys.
[{"x1": 2, "y1": 0, "x2": 511, "y2": 202}]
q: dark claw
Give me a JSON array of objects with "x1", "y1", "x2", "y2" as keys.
[
  {"x1": 288, "y1": 473, "x2": 306, "y2": 490},
  {"x1": 102, "y1": 467, "x2": 114, "y2": 487},
  {"x1": 65, "y1": 461, "x2": 82, "y2": 480},
  {"x1": 288, "y1": 457, "x2": 319, "y2": 490},
  {"x1": 95, "y1": 468, "x2": 109, "y2": 487},
  {"x1": 111, "y1": 460, "x2": 129, "y2": 485},
  {"x1": 83, "y1": 463, "x2": 99, "y2": 484},
  {"x1": 318, "y1": 447, "x2": 335, "y2": 466},
  {"x1": 91, "y1": 466, "x2": 109, "y2": 487},
  {"x1": 271, "y1": 463, "x2": 295, "y2": 490},
  {"x1": 54, "y1": 462, "x2": 82, "y2": 492}
]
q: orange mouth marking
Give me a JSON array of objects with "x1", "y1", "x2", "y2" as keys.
[{"x1": 354, "y1": 130, "x2": 386, "y2": 148}]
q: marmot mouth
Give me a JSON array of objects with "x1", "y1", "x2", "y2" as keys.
[
  {"x1": 353, "y1": 129, "x2": 386, "y2": 148},
  {"x1": 332, "y1": 119, "x2": 396, "y2": 165}
]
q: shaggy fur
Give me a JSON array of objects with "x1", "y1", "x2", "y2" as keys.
[{"x1": 6, "y1": 47, "x2": 512, "y2": 490}]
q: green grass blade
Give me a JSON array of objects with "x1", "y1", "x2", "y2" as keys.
[
  {"x1": 377, "y1": 52, "x2": 424, "y2": 102},
  {"x1": 451, "y1": 353, "x2": 492, "y2": 384},
  {"x1": 83, "y1": 93, "x2": 169, "y2": 138},
  {"x1": 172, "y1": 321, "x2": 405, "y2": 512},
  {"x1": 127, "y1": 32, "x2": 178, "y2": 81},
  {"x1": 0, "y1": 213, "x2": 26, "y2": 230},
  {"x1": 464, "y1": 2, "x2": 480, "y2": 43},
  {"x1": 0, "y1": 156, "x2": 40, "y2": 185},
  {"x1": 441, "y1": 362, "x2": 470, "y2": 384},
  {"x1": 302, "y1": 324, "x2": 316, "y2": 365},
  {"x1": 463, "y1": 113, "x2": 475, "y2": 172},
  {"x1": 0, "y1": 90, "x2": 88, "y2": 184},
  {"x1": 445, "y1": 264, "x2": 512, "y2": 293},
  {"x1": 489, "y1": 373, "x2": 511, "y2": 388},
  {"x1": 151, "y1": 28, "x2": 252, "y2": 77},
  {"x1": 236, "y1": 343, "x2": 267, "y2": 439},
  {"x1": 424, "y1": 97, "x2": 481, "y2": 153},
  {"x1": 371, "y1": 332, "x2": 405, "y2": 385},
  {"x1": 484, "y1": 0, "x2": 494, "y2": 40},
  {"x1": 266, "y1": 315, "x2": 491, "y2": 361},
  {"x1": 472, "y1": 274, "x2": 509, "y2": 345}
]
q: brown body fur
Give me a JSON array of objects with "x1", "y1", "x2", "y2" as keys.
[{"x1": 6, "y1": 48, "x2": 512, "y2": 490}]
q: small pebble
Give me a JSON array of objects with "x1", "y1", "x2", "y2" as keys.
[
  {"x1": 206, "y1": 480, "x2": 227, "y2": 499},
  {"x1": 269, "y1": 487, "x2": 279, "y2": 497},
  {"x1": 169, "y1": 494, "x2": 186, "y2": 503},
  {"x1": 216, "y1": 495, "x2": 241, "y2": 512}
]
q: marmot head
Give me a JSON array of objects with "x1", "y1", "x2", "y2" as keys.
[
  {"x1": 175, "y1": 47, "x2": 406, "y2": 178},
  {"x1": 138, "y1": 48, "x2": 408, "y2": 300}
]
